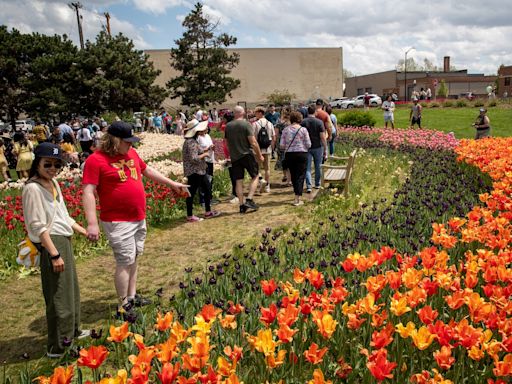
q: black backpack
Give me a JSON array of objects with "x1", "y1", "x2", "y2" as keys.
[{"x1": 257, "y1": 121, "x2": 271, "y2": 149}]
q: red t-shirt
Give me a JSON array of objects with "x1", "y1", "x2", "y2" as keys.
[
  {"x1": 82, "y1": 148, "x2": 147, "y2": 222},
  {"x1": 315, "y1": 109, "x2": 331, "y2": 139}
]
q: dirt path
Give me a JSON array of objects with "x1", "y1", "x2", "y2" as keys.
[{"x1": 0, "y1": 172, "x2": 316, "y2": 363}]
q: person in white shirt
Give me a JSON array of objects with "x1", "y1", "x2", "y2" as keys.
[
  {"x1": 252, "y1": 106, "x2": 275, "y2": 193},
  {"x1": 381, "y1": 95, "x2": 396, "y2": 129},
  {"x1": 197, "y1": 127, "x2": 217, "y2": 204},
  {"x1": 22, "y1": 143, "x2": 88, "y2": 357}
]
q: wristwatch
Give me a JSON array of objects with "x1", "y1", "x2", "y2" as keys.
[{"x1": 50, "y1": 253, "x2": 61, "y2": 260}]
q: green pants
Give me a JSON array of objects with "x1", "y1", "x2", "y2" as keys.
[{"x1": 40, "y1": 235, "x2": 80, "y2": 354}]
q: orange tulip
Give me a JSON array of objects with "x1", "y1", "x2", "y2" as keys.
[
  {"x1": 390, "y1": 296, "x2": 411, "y2": 317},
  {"x1": 217, "y1": 356, "x2": 236, "y2": 377},
  {"x1": 395, "y1": 322, "x2": 416, "y2": 338},
  {"x1": 77, "y1": 345, "x2": 109, "y2": 370},
  {"x1": 304, "y1": 342, "x2": 328, "y2": 364},
  {"x1": 99, "y1": 369, "x2": 127, "y2": 384},
  {"x1": 493, "y1": 353, "x2": 512, "y2": 377},
  {"x1": 260, "y1": 303, "x2": 278, "y2": 326},
  {"x1": 156, "y1": 362, "x2": 180, "y2": 384},
  {"x1": 157, "y1": 337, "x2": 178, "y2": 363},
  {"x1": 365, "y1": 348, "x2": 397, "y2": 382},
  {"x1": 417, "y1": 305, "x2": 439, "y2": 325},
  {"x1": 260, "y1": 279, "x2": 278, "y2": 296},
  {"x1": 277, "y1": 303, "x2": 300, "y2": 327},
  {"x1": 275, "y1": 323, "x2": 298, "y2": 343},
  {"x1": 308, "y1": 368, "x2": 333, "y2": 384},
  {"x1": 107, "y1": 321, "x2": 132, "y2": 343},
  {"x1": 219, "y1": 314, "x2": 237, "y2": 330},
  {"x1": 293, "y1": 268, "x2": 306, "y2": 283},
  {"x1": 433, "y1": 346, "x2": 455, "y2": 370},
  {"x1": 155, "y1": 312, "x2": 174, "y2": 332},
  {"x1": 36, "y1": 366, "x2": 74, "y2": 384},
  {"x1": 411, "y1": 326, "x2": 436, "y2": 351},
  {"x1": 265, "y1": 349, "x2": 287, "y2": 369},
  {"x1": 199, "y1": 304, "x2": 222, "y2": 323},
  {"x1": 312, "y1": 310, "x2": 337, "y2": 338},
  {"x1": 370, "y1": 323, "x2": 394, "y2": 349}
]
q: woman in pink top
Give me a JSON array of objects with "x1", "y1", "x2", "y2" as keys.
[{"x1": 279, "y1": 111, "x2": 311, "y2": 206}]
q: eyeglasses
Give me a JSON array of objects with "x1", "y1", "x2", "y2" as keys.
[{"x1": 42, "y1": 162, "x2": 63, "y2": 169}]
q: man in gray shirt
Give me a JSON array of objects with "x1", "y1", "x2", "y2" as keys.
[{"x1": 225, "y1": 106, "x2": 264, "y2": 213}]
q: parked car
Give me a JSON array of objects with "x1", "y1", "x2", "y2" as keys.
[
  {"x1": 329, "y1": 97, "x2": 349, "y2": 108},
  {"x1": 15, "y1": 120, "x2": 33, "y2": 132},
  {"x1": 459, "y1": 92, "x2": 475, "y2": 101},
  {"x1": 340, "y1": 94, "x2": 382, "y2": 109}
]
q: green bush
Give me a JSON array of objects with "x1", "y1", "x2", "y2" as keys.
[
  {"x1": 455, "y1": 100, "x2": 467, "y2": 108},
  {"x1": 442, "y1": 100, "x2": 454, "y2": 108},
  {"x1": 474, "y1": 99, "x2": 485, "y2": 107},
  {"x1": 487, "y1": 100, "x2": 497, "y2": 107},
  {"x1": 429, "y1": 102, "x2": 440, "y2": 108},
  {"x1": 420, "y1": 102, "x2": 428, "y2": 108},
  {"x1": 337, "y1": 111, "x2": 376, "y2": 127}
]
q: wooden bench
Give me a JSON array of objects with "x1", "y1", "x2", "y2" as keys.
[{"x1": 320, "y1": 150, "x2": 356, "y2": 195}]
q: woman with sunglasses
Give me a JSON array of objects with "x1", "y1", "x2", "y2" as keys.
[{"x1": 22, "y1": 143, "x2": 88, "y2": 358}]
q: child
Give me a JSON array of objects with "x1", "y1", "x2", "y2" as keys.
[{"x1": 0, "y1": 138, "x2": 10, "y2": 181}]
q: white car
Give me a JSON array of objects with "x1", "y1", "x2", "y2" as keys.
[
  {"x1": 340, "y1": 94, "x2": 382, "y2": 109},
  {"x1": 15, "y1": 120, "x2": 33, "y2": 132},
  {"x1": 329, "y1": 97, "x2": 349, "y2": 108}
]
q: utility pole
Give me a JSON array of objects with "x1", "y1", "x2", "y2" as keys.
[
  {"x1": 69, "y1": 2, "x2": 84, "y2": 49},
  {"x1": 104, "y1": 12, "x2": 111, "y2": 36}
]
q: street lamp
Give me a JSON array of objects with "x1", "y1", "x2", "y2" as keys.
[{"x1": 404, "y1": 47, "x2": 415, "y2": 102}]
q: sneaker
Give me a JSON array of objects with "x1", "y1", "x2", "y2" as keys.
[
  {"x1": 239, "y1": 204, "x2": 248, "y2": 214},
  {"x1": 314, "y1": 185, "x2": 323, "y2": 190},
  {"x1": 229, "y1": 196, "x2": 239, "y2": 204},
  {"x1": 131, "y1": 294, "x2": 152, "y2": 307},
  {"x1": 75, "y1": 329, "x2": 91, "y2": 339},
  {"x1": 187, "y1": 215, "x2": 204, "y2": 222},
  {"x1": 245, "y1": 199, "x2": 259, "y2": 210},
  {"x1": 306, "y1": 188, "x2": 312, "y2": 193},
  {"x1": 46, "y1": 352, "x2": 64, "y2": 359},
  {"x1": 205, "y1": 210, "x2": 221, "y2": 218},
  {"x1": 292, "y1": 200, "x2": 304, "y2": 207},
  {"x1": 259, "y1": 179, "x2": 267, "y2": 193},
  {"x1": 116, "y1": 302, "x2": 138, "y2": 322},
  {"x1": 264, "y1": 185, "x2": 271, "y2": 193}
]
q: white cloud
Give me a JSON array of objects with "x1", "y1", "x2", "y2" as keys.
[
  {"x1": 0, "y1": 0, "x2": 152, "y2": 49},
  {"x1": 131, "y1": 0, "x2": 183, "y2": 15},
  {"x1": 146, "y1": 24, "x2": 158, "y2": 32}
]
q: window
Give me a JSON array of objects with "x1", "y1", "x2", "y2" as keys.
[
  {"x1": 505, "y1": 77, "x2": 511, "y2": 86},
  {"x1": 365, "y1": 87, "x2": 372, "y2": 93}
]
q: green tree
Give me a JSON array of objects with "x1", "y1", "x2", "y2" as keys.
[
  {"x1": 75, "y1": 31, "x2": 167, "y2": 116},
  {"x1": 265, "y1": 89, "x2": 296, "y2": 106},
  {"x1": 167, "y1": 2, "x2": 240, "y2": 107},
  {"x1": 20, "y1": 32, "x2": 79, "y2": 121},
  {"x1": 437, "y1": 79, "x2": 448, "y2": 98},
  {"x1": 0, "y1": 27, "x2": 31, "y2": 128}
]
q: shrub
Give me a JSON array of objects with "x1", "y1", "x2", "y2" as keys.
[
  {"x1": 420, "y1": 102, "x2": 428, "y2": 108},
  {"x1": 429, "y1": 102, "x2": 440, "y2": 108},
  {"x1": 455, "y1": 100, "x2": 467, "y2": 107},
  {"x1": 337, "y1": 111, "x2": 376, "y2": 127},
  {"x1": 474, "y1": 99, "x2": 485, "y2": 107},
  {"x1": 487, "y1": 100, "x2": 497, "y2": 107},
  {"x1": 442, "y1": 100, "x2": 454, "y2": 107}
]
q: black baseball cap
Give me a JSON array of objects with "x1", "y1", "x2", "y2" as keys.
[
  {"x1": 108, "y1": 121, "x2": 140, "y2": 143},
  {"x1": 34, "y1": 142, "x2": 64, "y2": 160}
]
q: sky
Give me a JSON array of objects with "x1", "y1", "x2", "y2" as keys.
[{"x1": 2, "y1": 0, "x2": 511, "y2": 76}]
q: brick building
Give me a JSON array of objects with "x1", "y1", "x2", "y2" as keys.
[
  {"x1": 345, "y1": 56, "x2": 497, "y2": 100},
  {"x1": 498, "y1": 65, "x2": 512, "y2": 97}
]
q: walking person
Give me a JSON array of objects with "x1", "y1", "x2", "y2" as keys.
[
  {"x1": 13, "y1": 132, "x2": 34, "y2": 179},
  {"x1": 77, "y1": 121, "x2": 93, "y2": 154},
  {"x1": 302, "y1": 105, "x2": 327, "y2": 193},
  {"x1": 253, "y1": 106, "x2": 275, "y2": 193},
  {"x1": 82, "y1": 121, "x2": 189, "y2": 318},
  {"x1": 224, "y1": 106, "x2": 264, "y2": 213},
  {"x1": 473, "y1": 108, "x2": 491, "y2": 139},
  {"x1": 280, "y1": 111, "x2": 311, "y2": 206},
  {"x1": 22, "y1": 143, "x2": 89, "y2": 357},
  {"x1": 409, "y1": 98, "x2": 422, "y2": 129},
  {"x1": 325, "y1": 105, "x2": 337, "y2": 156},
  {"x1": 0, "y1": 138, "x2": 10, "y2": 181},
  {"x1": 193, "y1": 121, "x2": 221, "y2": 215},
  {"x1": 382, "y1": 95, "x2": 396, "y2": 128},
  {"x1": 274, "y1": 109, "x2": 291, "y2": 184}
]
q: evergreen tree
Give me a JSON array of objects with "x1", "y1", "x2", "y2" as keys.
[
  {"x1": 75, "y1": 31, "x2": 167, "y2": 116},
  {"x1": 167, "y1": 2, "x2": 240, "y2": 107}
]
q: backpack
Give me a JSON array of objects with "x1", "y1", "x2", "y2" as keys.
[{"x1": 257, "y1": 121, "x2": 271, "y2": 149}]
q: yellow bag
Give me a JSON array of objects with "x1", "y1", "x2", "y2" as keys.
[{"x1": 17, "y1": 236, "x2": 40, "y2": 268}]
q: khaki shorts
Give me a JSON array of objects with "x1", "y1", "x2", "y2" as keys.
[
  {"x1": 259, "y1": 153, "x2": 270, "y2": 173},
  {"x1": 101, "y1": 220, "x2": 147, "y2": 266}
]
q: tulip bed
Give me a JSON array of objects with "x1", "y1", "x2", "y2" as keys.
[{"x1": 28, "y1": 130, "x2": 512, "y2": 384}]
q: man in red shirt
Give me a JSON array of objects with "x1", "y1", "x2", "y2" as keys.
[
  {"x1": 82, "y1": 121, "x2": 189, "y2": 318},
  {"x1": 314, "y1": 99, "x2": 332, "y2": 143}
]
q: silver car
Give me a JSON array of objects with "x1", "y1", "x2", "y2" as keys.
[{"x1": 341, "y1": 94, "x2": 382, "y2": 109}]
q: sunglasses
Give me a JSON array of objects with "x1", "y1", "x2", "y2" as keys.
[{"x1": 42, "y1": 162, "x2": 63, "y2": 169}]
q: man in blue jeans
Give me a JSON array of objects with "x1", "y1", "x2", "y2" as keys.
[{"x1": 301, "y1": 105, "x2": 327, "y2": 192}]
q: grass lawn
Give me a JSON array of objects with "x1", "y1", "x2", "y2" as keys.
[{"x1": 335, "y1": 105, "x2": 512, "y2": 139}]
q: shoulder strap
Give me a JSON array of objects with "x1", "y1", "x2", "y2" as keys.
[{"x1": 285, "y1": 127, "x2": 302, "y2": 154}]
